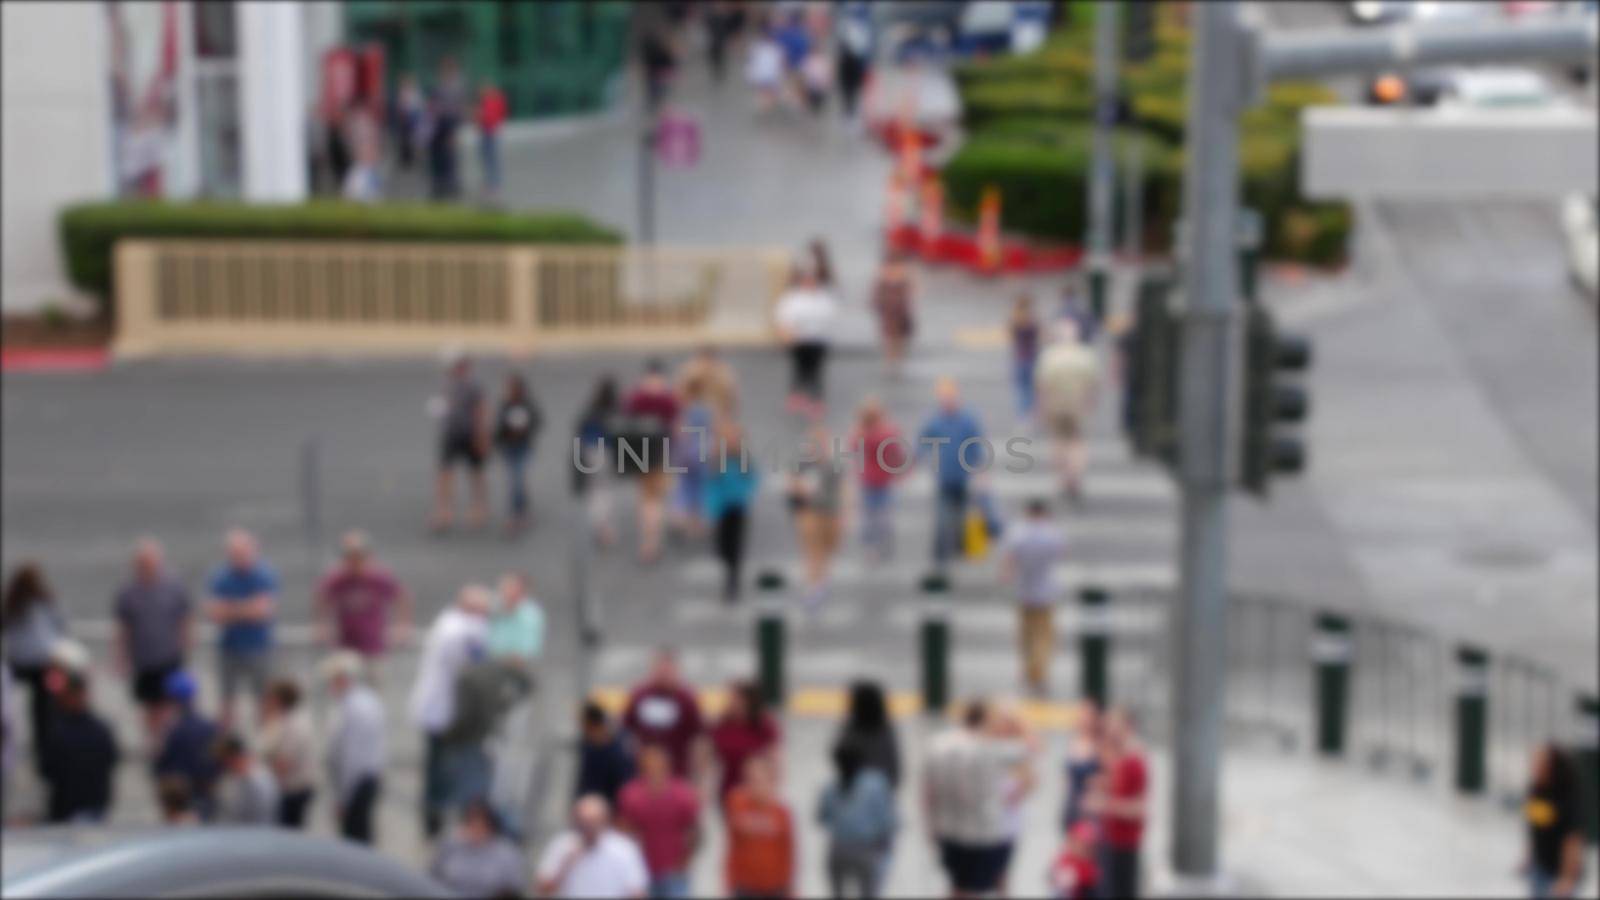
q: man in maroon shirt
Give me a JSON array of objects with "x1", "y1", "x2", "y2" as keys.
[
  {"x1": 622, "y1": 360, "x2": 682, "y2": 563},
  {"x1": 622, "y1": 648, "x2": 704, "y2": 780},
  {"x1": 1088, "y1": 707, "x2": 1147, "y2": 899},
  {"x1": 315, "y1": 531, "x2": 412, "y2": 671},
  {"x1": 617, "y1": 743, "x2": 702, "y2": 897}
]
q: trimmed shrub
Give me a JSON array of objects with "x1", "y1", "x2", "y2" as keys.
[
  {"x1": 960, "y1": 79, "x2": 1094, "y2": 130},
  {"x1": 59, "y1": 200, "x2": 621, "y2": 313}
]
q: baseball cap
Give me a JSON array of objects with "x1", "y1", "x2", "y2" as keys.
[
  {"x1": 48, "y1": 638, "x2": 90, "y2": 675},
  {"x1": 164, "y1": 668, "x2": 198, "y2": 703}
]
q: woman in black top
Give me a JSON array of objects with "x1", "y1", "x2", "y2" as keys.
[
  {"x1": 834, "y1": 680, "x2": 901, "y2": 791},
  {"x1": 1525, "y1": 743, "x2": 1585, "y2": 898},
  {"x1": 494, "y1": 372, "x2": 543, "y2": 533}
]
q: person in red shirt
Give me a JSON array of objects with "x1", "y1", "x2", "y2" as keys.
[
  {"x1": 623, "y1": 360, "x2": 682, "y2": 564},
  {"x1": 314, "y1": 530, "x2": 412, "y2": 670},
  {"x1": 710, "y1": 680, "x2": 782, "y2": 803},
  {"x1": 724, "y1": 753, "x2": 795, "y2": 899},
  {"x1": 622, "y1": 648, "x2": 704, "y2": 780},
  {"x1": 847, "y1": 397, "x2": 907, "y2": 563},
  {"x1": 475, "y1": 82, "x2": 507, "y2": 199},
  {"x1": 1050, "y1": 821, "x2": 1100, "y2": 899},
  {"x1": 617, "y1": 743, "x2": 701, "y2": 898},
  {"x1": 1086, "y1": 707, "x2": 1147, "y2": 899}
]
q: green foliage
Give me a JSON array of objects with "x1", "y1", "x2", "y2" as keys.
[{"x1": 59, "y1": 200, "x2": 621, "y2": 311}]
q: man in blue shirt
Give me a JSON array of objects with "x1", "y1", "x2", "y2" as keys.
[
  {"x1": 918, "y1": 378, "x2": 986, "y2": 569},
  {"x1": 208, "y1": 528, "x2": 277, "y2": 728}
]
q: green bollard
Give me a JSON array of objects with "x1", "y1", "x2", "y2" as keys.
[
  {"x1": 754, "y1": 569, "x2": 786, "y2": 708},
  {"x1": 1312, "y1": 613, "x2": 1353, "y2": 757},
  {"x1": 1079, "y1": 587, "x2": 1111, "y2": 707},
  {"x1": 1576, "y1": 694, "x2": 1599, "y2": 845},
  {"x1": 1454, "y1": 645, "x2": 1491, "y2": 795},
  {"x1": 920, "y1": 571, "x2": 952, "y2": 715},
  {"x1": 1088, "y1": 266, "x2": 1109, "y2": 324}
]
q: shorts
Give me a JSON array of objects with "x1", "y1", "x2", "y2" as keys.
[
  {"x1": 218, "y1": 651, "x2": 272, "y2": 704},
  {"x1": 439, "y1": 432, "x2": 484, "y2": 470},
  {"x1": 1047, "y1": 412, "x2": 1083, "y2": 441},
  {"x1": 938, "y1": 840, "x2": 1014, "y2": 894},
  {"x1": 798, "y1": 509, "x2": 841, "y2": 555},
  {"x1": 132, "y1": 660, "x2": 182, "y2": 706}
]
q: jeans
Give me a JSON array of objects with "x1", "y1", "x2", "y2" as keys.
[
  {"x1": 502, "y1": 444, "x2": 531, "y2": 518},
  {"x1": 860, "y1": 484, "x2": 893, "y2": 556},
  {"x1": 932, "y1": 482, "x2": 969, "y2": 566},
  {"x1": 1014, "y1": 356, "x2": 1037, "y2": 417},
  {"x1": 828, "y1": 843, "x2": 888, "y2": 898},
  {"x1": 1101, "y1": 845, "x2": 1140, "y2": 899},
  {"x1": 479, "y1": 129, "x2": 500, "y2": 193},
  {"x1": 1528, "y1": 866, "x2": 1558, "y2": 899},
  {"x1": 650, "y1": 872, "x2": 691, "y2": 899}
]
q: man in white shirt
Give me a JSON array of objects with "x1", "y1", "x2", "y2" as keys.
[
  {"x1": 923, "y1": 699, "x2": 1037, "y2": 899},
  {"x1": 408, "y1": 584, "x2": 491, "y2": 837},
  {"x1": 1034, "y1": 319, "x2": 1099, "y2": 504},
  {"x1": 322, "y1": 650, "x2": 386, "y2": 844},
  {"x1": 537, "y1": 794, "x2": 649, "y2": 899}
]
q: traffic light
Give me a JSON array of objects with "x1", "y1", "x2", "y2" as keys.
[
  {"x1": 1123, "y1": 267, "x2": 1181, "y2": 468},
  {"x1": 1123, "y1": 0, "x2": 1158, "y2": 64},
  {"x1": 1239, "y1": 306, "x2": 1312, "y2": 496}
]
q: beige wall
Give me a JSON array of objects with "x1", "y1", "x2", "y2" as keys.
[{"x1": 2, "y1": 1, "x2": 113, "y2": 312}]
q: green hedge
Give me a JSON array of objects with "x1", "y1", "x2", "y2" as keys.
[{"x1": 60, "y1": 200, "x2": 621, "y2": 310}]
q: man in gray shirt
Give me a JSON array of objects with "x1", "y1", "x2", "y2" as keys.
[
  {"x1": 114, "y1": 538, "x2": 192, "y2": 738},
  {"x1": 213, "y1": 734, "x2": 278, "y2": 825},
  {"x1": 999, "y1": 498, "x2": 1068, "y2": 696}
]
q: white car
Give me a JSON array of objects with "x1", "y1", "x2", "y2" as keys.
[{"x1": 1562, "y1": 193, "x2": 1599, "y2": 298}]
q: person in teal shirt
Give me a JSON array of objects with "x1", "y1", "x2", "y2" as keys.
[
  {"x1": 487, "y1": 572, "x2": 544, "y2": 664},
  {"x1": 705, "y1": 423, "x2": 761, "y2": 604}
]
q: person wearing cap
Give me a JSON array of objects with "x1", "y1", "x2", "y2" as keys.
[
  {"x1": 316, "y1": 530, "x2": 412, "y2": 675},
  {"x1": 432, "y1": 796, "x2": 527, "y2": 897},
  {"x1": 39, "y1": 670, "x2": 120, "y2": 824},
  {"x1": 153, "y1": 668, "x2": 222, "y2": 820},
  {"x1": 409, "y1": 584, "x2": 492, "y2": 837},
  {"x1": 114, "y1": 537, "x2": 192, "y2": 740},
  {"x1": 207, "y1": 529, "x2": 279, "y2": 729},
  {"x1": 323, "y1": 650, "x2": 387, "y2": 843}
]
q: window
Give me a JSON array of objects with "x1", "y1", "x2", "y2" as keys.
[{"x1": 193, "y1": 1, "x2": 236, "y2": 59}]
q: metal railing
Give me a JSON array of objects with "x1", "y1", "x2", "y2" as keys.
[{"x1": 113, "y1": 240, "x2": 792, "y2": 357}]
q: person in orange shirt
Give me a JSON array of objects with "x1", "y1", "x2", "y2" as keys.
[{"x1": 724, "y1": 752, "x2": 795, "y2": 899}]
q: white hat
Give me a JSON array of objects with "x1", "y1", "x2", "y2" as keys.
[
  {"x1": 48, "y1": 638, "x2": 91, "y2": 675},
  {"x1": 319, "y1": 650, "x2": 364, "y2": 683}
]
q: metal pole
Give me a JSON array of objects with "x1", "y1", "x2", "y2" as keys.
[
  {"x1": 1087, "y1": 0, "x2": 1120, "y2": 322},
  {"x1": 1170, "y1": 0, "x2": 1243, "y2": 882},
  {"x1": 1122, "y1": 137, "x2": 1145, "y2": 271},
  {"x1": 1257, "y1": 15, "x2": 1599, "y2": 82},
  {"x1": 299, "y1": 436, "x2": 324, "y2": 581}
]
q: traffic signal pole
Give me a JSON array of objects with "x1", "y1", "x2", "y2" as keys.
[{"x1": 1087, "y1": 1, "x2": 1120, "y2": 321}]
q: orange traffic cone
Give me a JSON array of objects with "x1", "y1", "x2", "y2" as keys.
[
  {"x1": 978, "y1": 185, "x2": 1002, "y2": 273},
  {"x1": 919, "y1": 176, "x2": 944, "y2": 257}
]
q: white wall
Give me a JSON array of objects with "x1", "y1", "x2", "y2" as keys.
[{"x1": 2, "y1": 1, "x2": 113, "y2": 312}]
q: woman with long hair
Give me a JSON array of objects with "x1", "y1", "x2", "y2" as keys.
[
  {"x1": 573, "y1": 375, "x2": 620, "y2": 548},
  {"x1": 817, "y1": 740, "x2": 898, "y2": 898},
  {"x1": 833, "y1": 680, "x2": 900, "y2": 791},
  {"x1": 710, "y1": 679, "x2": 782, "y2": 804},
  {"x1": 2, "y1": 563, "x2": 66, "y2": 774}
]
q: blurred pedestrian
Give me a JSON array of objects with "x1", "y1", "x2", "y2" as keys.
[
  {"x1": 575, "y1": 375, "x2": 621, "y2": 548},
  {"x1": 432, "y1": 797, "x2": 528, "y2": 898},
  {"x1": 834, "y1": 680, "x2": 901, "y2": 791},
  {"x1": 1035, "y1": 320, "x2": 1099, "y2": 505},
  {"x1": 706, "y1": 422, "x2": 760, "y2": 604},
  {"x1": 834, "y1": 6, "x2": 873, "y2": 121},
  {"x1": 476, "y1": 82, "x2": 508, "y2": 201},
  {"x1": 1010, "y1": 293, "x2": 1042, "y2": 424},
  {"x1": 0, "y1": 662, "x2": 14, "y2": 788},
  {"x1": 872, "y1": 252, "x2": 916, "y2": 377},
  {"x1": 114, "y1": 538, "x2": 192, "y2": 741},
  {"x1": 670, "y1": 375, "x2": 716, "y2": 542},
  {"x1": 433, "y1": 353, "x2": 491, "y2": 531},
  {"x1": 850, "y1": 397, "x2": 907, "y2": 563},
  {"x1": 809, "y1": 238, "x2": 837, "y2": 291},
  {"x1": 438, "y1": 657, "x2": 533, "y2": 827},
  {"x1": 775, "y1": 263, "x2": 839, "y2": 418},
  {"x1": 410, "y1": 584, "x2": 492, "y2": 838},
  {"x1": 745, "y1": 24, "x2": 786, "y2": 112},
  {"x1": 725, "y1": 752, "x2": 796, "y2": 899},
  {"x1": 622, "y1": 647, "x2": 705, "y2": 781},
  {"x1": 623, "y1": 359, "x2": 681, "y2": 564},
  {"x1": 260, "y1": 678, "x2": 316, "y2": 828},
  {"x1": 488, "y1": 571, "x2": 545, "y2": 666},
  {"x1": 537, "y1": 795, "x2": 651, "y2": 899},
  {"x1": 1523, "y1": 743, "x2": 1586, "y2": 898},
  {"x1": 642, "y1": 20, "x2": 679, "y2": 112},
  {"x1": 801, "y1": 42, "x2": 833, "y2": 115},
  {"x1": 924, "y1": 699, "x2": 1037, "y2": 899},
  {"x1": 39, "y1": 670, "x2": 119, "y2": 824},
  {"x1": 917, "y1": 379, "x2": 986, "y2": 570},
  {"x1": 316, "y1": 529, "x2": 412, "y2": 673},
  {"x1": 3, "y1": 562, "x2": 67, "y2": 772},
  {"x1": 207, "y1": 528, "x2": 278, "y2": 729},
  {"x1": 576, "y1": 700, "x2": 636, "y2": 809},
  {"x1": 790, "y1": 421, "x2": 847, "y2": 610},
  {"x1": 1049, "y1": 822, "x2": 1101, "y2": 900},
  {"x1": 677, "y1": 344, "x2": 739, "y2": 419},
  {"x1": 1061, "y1": 699, "x2": 1104, "y2": 833},
  {"x1": 705, "y1": 1, "x2": 742, "y2": 84},
  {"x1": 322, "y1": 650, "x2": 386, "y2": 844},
  {"x1": 340, "y1": 103, "x2": 382, "y2": 202},
  {"x1": 495, "y1": 371, "x2": 544, "y2": 533},
  {"x1": 1085, "y1": 707, "x2": 1147, "y2": 900},
  {"x1": 153, "y1": 669, "x2": 221, "y2": 820},
  {"x1": 157, "y1": 774, "x2": 200, "y2": 826},
  {"x1": 817, "y1": 740, "x2": 898, "y2": 899},
  {"x1": 393, "y1": 73, "x2": 424, "y2": 170},
  {"x1": 428, "y1": 56, "x2": 467, "y2": 200},
  {"x1": 775, "y1": 11, "x2": 812, "y2": 105},
  {"x1": 618, "y1": 743, "x2": 702, "y2": 899},
  {"x1": 1059, "y1": 278, "x2": 1099, "y2": 344},
  {"x1": 213, "y1": 733, "x2": 279, "y2": 825},
  {"x1": 999, "y1": 498, "x2": 1068, "y2": 696},
  {"x1": 711, "y1": 680, "x2": 782, "y2": 805}
]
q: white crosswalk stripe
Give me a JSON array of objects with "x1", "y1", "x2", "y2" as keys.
[
  {"x1": 675, "y1": 556, "x2": 1177, "y2": 592},
  {"x1": 665, "y1": 596, "x2": 1163, "y2": 635}
]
